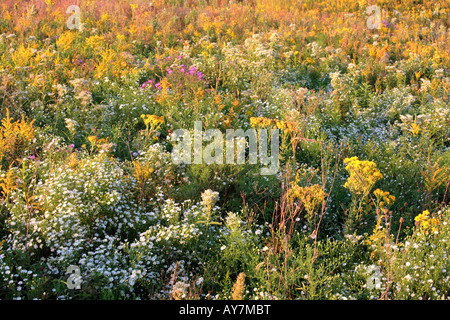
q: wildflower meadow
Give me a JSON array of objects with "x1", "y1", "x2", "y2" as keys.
[{"x1": 0, "y1": 0, "x2": 449, "y2": 301}]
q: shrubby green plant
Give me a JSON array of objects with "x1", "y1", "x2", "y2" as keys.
[{"x1": 389, "y1": 207, "x2": 450, "y2": 300}]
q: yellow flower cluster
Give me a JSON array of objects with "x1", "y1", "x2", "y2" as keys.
[
  {"x1": 414, "y1": 210, "x2": 441, "y2": 234},
  {"x1": 139, "y1": 115, "x2": 164, "y2": 142},
  {"x1": 250, "y1": 117, "x2": 276, "y2": 128},
  {"x1": 133, "y1": 160, "x2": 155, "y2": 201},
  {"x1": 56, "y1": 31, "x2": 76, "y2": 51},
  {"x1": 373, "y1": 189, "x2": 396, "y2": 210},
  {"x1": 343, "y1": 157, "x2": 383, "y2": 196},
  {"x1": 275, "y1": 120, "x2": 297, "y2": 134},
  {"x1": 140, "y1": 114, "x2": 165, "y2": 128},
  {"x1": 410, "y1": 120, "x2": 421, "y2": 136},
  {"x1": 87, "y1": 135, "x2": 109, "y2": 146},
  {"x1": 365, "y1": 216, "x2": 388, "y2": 260},
  {"x1": 289, "y1": 183, "x2": 326, "y2": 221},
  {"x1": 133, "y1": 160, "x2": 155, "y2": 181},
  {"x1": 0, "y1": 169, "x2": 18, "y2": 197},
  {"x1": 250, "y1": 117, "x2": 297, "y2": 134},
  {"x1": 87, "y1": 135, "x2": 98, "y2": 145},
  {"x1": 85, "y1": 35, "x2": 106, "y2": 48},
  {"x1": 66, "y1": 152, "x2": 78, "y2": 169},
  {"x1": 0, "y1": 109, "x2": 35, "y2": 165},
  {"x1": 409, "y1": 117, "x2": 421, "y2": 136}
]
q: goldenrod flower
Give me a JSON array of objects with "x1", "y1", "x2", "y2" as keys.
[
  {"x1": 373, "y1": 188, "x2": 396, "y2": 209},
  {"x1": 85, "y1": 35, "x2": 105, "y2": 48},
  {"x1": 289, "y1": 184, "x2": 326, "y2": 222},
  {"x1": 343, "y1": 157, "x2": 383, "y2": 196},
  {"x1": 414, "y1": 209, "x2": 430, "y2": 223},
  {"x1": 415, "y1": 210, "x2": 441, "y2": 234},
  {"x1": 140, "y1": 114, "x2": 165, "y2": 127},
  {"x1": 250, "y1": 117, "x2": 276, "y2": 128},
  {"x1": 410, "y1": 116, "x2": 421, "y2": 136},
  {"x1": 87, "y1": 135, "x2": 98, "y2": 144}
]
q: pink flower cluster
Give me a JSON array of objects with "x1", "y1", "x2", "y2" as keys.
[
  {"x1": 141, "y1": 64, "x2": 206, "y2": 91},
  {"x1": 167, "y1": 64, "x2": 205, "y2": 81},
  {"x1": 141, "y1": 79, "x2": 162, "y2": 90}
]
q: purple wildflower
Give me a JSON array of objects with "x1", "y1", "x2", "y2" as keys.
[{"x1": 141, "y1": 79, "x2": 155, "y2": 89}]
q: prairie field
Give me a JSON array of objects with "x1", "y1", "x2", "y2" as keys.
[{"x1": 0, "y1": 0, "x2": 449, "y2": 300}]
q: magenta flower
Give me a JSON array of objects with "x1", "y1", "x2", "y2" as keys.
[
  {"x1": 188, "y1": 66, "x2": 196, "y2": 74},
  {"x1": 141, "y1": 79, "x2": 155, "y2": 89}
]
